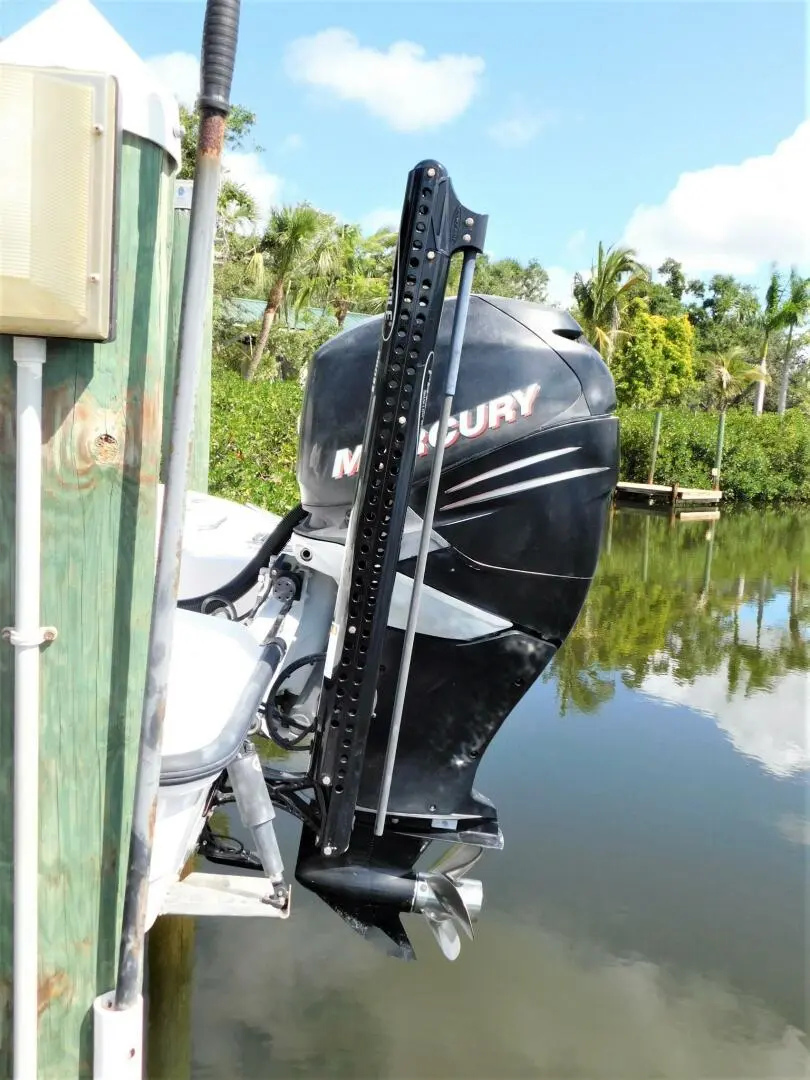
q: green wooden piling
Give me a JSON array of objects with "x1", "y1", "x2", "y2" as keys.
[
  {"x1": 162, "y1": 179, "x2": 213, "y2": 493},
  {"x1": 713, "y1": 410, "x2": 726, "y2": 491},
  {"x1": 0, "y1": 133, "x2": 174, "y2": 1079},
  {"x1": 647, "y1": 409, "x2": 663, "y2": 485}
]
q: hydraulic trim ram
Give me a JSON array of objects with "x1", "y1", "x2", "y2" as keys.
[{"x1": 313, "y1": 161, "x2": 487, "y2": 856}]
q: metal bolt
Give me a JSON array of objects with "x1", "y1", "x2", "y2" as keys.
[
  {"x1": 429, "y1": 804, "x2": 437, "y2": 812},
  {"x1": 324, "y1": 845, "x2": 335, "y2": 856},
  {"x1": 427, "y1": 251, "x2": 436, "y2": 260},
  {"x1": 299, "y1": 548, "x2": 312, "y2": 562},
  {"x1": 92, "y1": 123, "x2": 104, "y2": 135},
  {"x1": 462, "y1": 233, "x2": 472, "y2": 243},
  {"x1": 427, "y1": 167, "x2": 436, "y2": 177},
  {"x1": 89, "y1": 273, "x2": 100, "y2": 283},
  {"x1": 322, "y1": 774, "x2": 332, "y2": 786}
]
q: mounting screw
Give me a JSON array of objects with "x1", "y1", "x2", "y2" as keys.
[
  {"x1": 462, "y1": 233, "x2": 472, "y2": 243},
  {"x1": 465, "y1": 217, "x2": 474, "y2": 226},
  {"x1": 324, "y1": 844, "x2": 335, "y2": 856},
  {"x1": 322, "y1": 774, "x2": 332, "y2": 786},
  {"x1": 92, "y1": 123, "x2": 104, "y2": 135},
  {"x1": 89, "y1": 273, "x2": 100, "y2": 283},
  {"x1": 299, "y1": 548, "x2": 312, "y2": 562},
  {"x1": 427, "y1": 167, "x2": 436, "y2": 177},
  {"x1": 427, "y1": 251, "x2": 436, "y2": 260},
  {"x1": 429, "y1": 804, "x2": 437, "y2": 812}
]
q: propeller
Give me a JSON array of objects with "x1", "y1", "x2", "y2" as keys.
[{"x1": 413, "y1": 843, "x2": 484, "y2": 961}]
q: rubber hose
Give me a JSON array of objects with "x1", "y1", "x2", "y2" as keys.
[
  {"x1": 199, "y1": 0, "x2": 240, "y2": 113},
  {"x1": 178, "y1": 502, "x2": 307, "y2": 612}
]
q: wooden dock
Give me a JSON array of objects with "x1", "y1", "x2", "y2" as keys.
[{"x1": 615, "y1": 481, "x2": 722, "y2": 508}]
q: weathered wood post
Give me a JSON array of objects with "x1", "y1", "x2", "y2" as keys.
[
  {"x1": 647, "y1": 409, "x2": 662, "y2": 485},
  {"x1": 0, "y1": 1, "x2": 180, "y2": 1075},
  {"x1": 162, "y1": 179, "x2": 213, "y2": 492},
  {"x1": 145, "y1": 177, "x2": 214, "y2": 1080}
]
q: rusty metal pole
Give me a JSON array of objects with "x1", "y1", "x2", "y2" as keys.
[{"x1": 113, "y1": 0, "x2": 240, "y2": 1013}]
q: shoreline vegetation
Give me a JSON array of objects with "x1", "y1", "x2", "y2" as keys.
[
  {"x1": 208, "y1": 369, "x2": 810, "y2": 513},
  {"x1": 181, "y1": 105, "x2": 810, "y2": 512}
]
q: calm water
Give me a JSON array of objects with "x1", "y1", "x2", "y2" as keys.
[{"x1": 152, "y1": 507, "x2": 809, "y2": 1080}]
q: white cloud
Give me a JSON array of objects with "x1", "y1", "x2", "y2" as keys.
[
  {"x1": 488, "y1": 103, "x2": 557, "y2": 148},
  {"x1": 544, "y1": 265, "x2": 577, "y2": 310},
  {"x1": 361, "y1": 207, "x2": 400, "y2": 234},
  {"x1": 623, "y1": 120, "x2": 810, "y2": 276},
  {"x1": 565, "y1": 229, "x2": 587, "y2": 257},
  {"x1": 146, "y1": 51, "x2": 199, "y2": 109},
  {"x1": 221, "y1": 152, "x2": 282, "y2": 231},
  {"x1": 283, "y1": 28, "x2": 484, "y2": 132}
]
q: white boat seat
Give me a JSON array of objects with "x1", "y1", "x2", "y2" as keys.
[{"x1": 159, "y1": 609, "x2": 262, "y2": 785}]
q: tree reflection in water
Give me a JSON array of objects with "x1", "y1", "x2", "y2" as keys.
[{"x1": 547, "y1": 508, "x2": 809, "y2": 717}]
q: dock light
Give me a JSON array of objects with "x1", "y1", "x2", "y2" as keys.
[{"x1": 0, "y1": 62, "x2": 120, "y2": 341}]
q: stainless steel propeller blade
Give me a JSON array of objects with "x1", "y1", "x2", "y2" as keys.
[
  {"x1": 424, "y1": 911, "x2": 462, "y2": 961},
  {"x1": 427, "y1": 842, "x2": 484, "y2": 881},
  {"x1": 419, "y1": 872, "x2": 475, "y2": 940}
]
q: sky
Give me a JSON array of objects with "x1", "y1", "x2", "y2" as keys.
[{"x1": 2, "y1": 0, "x2": 808, "y2": 306}]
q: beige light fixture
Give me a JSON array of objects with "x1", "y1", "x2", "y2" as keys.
[{"x1": 0, "y1": 62, "x2": 120, "y2": 341}]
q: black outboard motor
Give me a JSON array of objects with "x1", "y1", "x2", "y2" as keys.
[
  {"x1": 297, "y1": 293, "x2": 618, "y2": 799},
  {"x1": 292, "y1": 299, "x2": 618, "y2": 957}
]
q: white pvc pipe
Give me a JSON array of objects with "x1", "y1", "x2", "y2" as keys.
[
  {"x1": 10, "y1": 336, "x2": 47, "y2": 1080},
  {"x1": 92, "y1": 992, "x2": 143, "y2": 1080}
]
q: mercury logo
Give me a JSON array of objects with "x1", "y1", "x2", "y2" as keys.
[{"x1": 331, "y1": 383, "x2": 541, "y2": 480}]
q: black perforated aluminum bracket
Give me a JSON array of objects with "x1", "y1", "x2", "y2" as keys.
[{"x1": 313, "y1": 161, "x2": 487, "y2": 856}]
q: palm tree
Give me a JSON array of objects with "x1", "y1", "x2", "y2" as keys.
[
  {"x1": 242, "y1": 204, "x2": 339, "y2": 380},
  {"x1": 317, "y1": 224, "x2": 393, "y2": 328},
  {"x1": 754, "y1": 268, "x2": 785, "y2": 415},
  {"x1": 708, "y1": 345, "x2": 769, "y2": 411},
  {"x1": 215, "y1": 179, "x2": 257, "y2": 263},
  {"x1": 776, "y1": 269, "x2": 810, "y2": 413},
  {"x1": 572, "y1": 242, "x2": 647, "y2": 365}
]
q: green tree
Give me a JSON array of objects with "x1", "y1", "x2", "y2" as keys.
[
  {"x1": 685, "y1": 274, "x2": 761, "y2": 361},
  {"x1": 658, "y1": 257, "x2": 687, "y2": 302},
  {"x1": 243, "y1": 204, "x2": 341, "y2": 381},
  {"x1": 322, "y1": 225, "x2": 395, "y2": 327},
  {"x1": 754, "y1": 268, "x2": 786, "y2": 415},
  {"x1": 446, "y1": 254, "x2": 549, "y2": 302},
  {"x1": 612, "y1": 298, "x2": 695, "y2": 407},
  {"x1": 572, "y1": 242, "x2": 647, "y2": 365},
  {"x1": 776, "y1": 269, "x2": 810, "y2": 414},
  {"x1": 706, "y1": 345, "x2": 769, "y2": 411}
]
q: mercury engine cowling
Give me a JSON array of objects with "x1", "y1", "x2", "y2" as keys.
[{"x1": 295, "y1": 294, "x2": 618, "y2": 820}]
